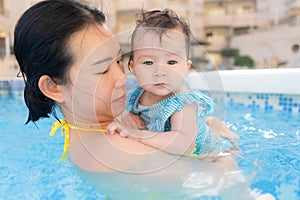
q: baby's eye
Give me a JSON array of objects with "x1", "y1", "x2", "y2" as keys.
[
  {"x1": 143, "y1": 61, "x2": 153, "y2": 65},
  {"x1": 167, "y1": 60, "x2": 177, "y2": 65}
]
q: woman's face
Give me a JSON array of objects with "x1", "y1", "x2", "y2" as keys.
[{"x1": 60, "y1": 24, "x2": 127, "y2": 125}]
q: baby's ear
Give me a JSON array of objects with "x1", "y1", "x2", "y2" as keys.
[
  {"x1": 187, "y1": 60, "x2": 192, "y2": 69},
  {"x1": 129, "y1": 60, "x2": 134, "y2": 68},
  {"x1": 129, "y1": 60, "x2": 134, "y2": 73},
  {"x1": 38, "y1": 75, "x2": 65, "y2": 103}
]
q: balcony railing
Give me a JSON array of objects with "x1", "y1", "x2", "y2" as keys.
[{"x1": 203, "y1": 14, "x2": 261, "y2": 28}]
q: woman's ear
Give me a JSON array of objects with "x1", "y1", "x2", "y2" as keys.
[{"x1": 38, "y1": 75, "x2": 65, "y2": 103}]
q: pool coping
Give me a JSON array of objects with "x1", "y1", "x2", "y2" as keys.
[{"x1": 187, "y1": 68, "x2": 300, "y2": 95}]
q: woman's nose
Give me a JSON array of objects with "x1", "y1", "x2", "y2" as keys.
[{"x1": 115, "y1": 74, "x2": 127, "y2": 88}]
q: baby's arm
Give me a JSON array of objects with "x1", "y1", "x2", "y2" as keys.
[
  {"x1": 109, "y1": 103, "x2": 198, "y2": 155},
  {"x1": 107, "y1": 111, "x2": 145, "y2": 136},
  {"x1": 206, "y1": 117, "x2": 239, "y2": 139},
  {"x1": 121, "y1": 111, "x2": 145, "y2": 130}
]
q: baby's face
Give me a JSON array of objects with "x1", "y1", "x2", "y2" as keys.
[{"x1": 131, "y1": 28, "x2": 190, "y2": 97}]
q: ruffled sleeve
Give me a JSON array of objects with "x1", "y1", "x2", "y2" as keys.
[
  {"x1": 126, "y1": 85, "x2": 144, "y2": 112},
  {"x1": 150, "y1": 90, "x2": 214, "y2": 133},
  {"x1": 177, "y1": 90, "x2": 214, "y2": 116},
  {"x1": 157, "y1": 89, "x2": 214, "y2": 117}
]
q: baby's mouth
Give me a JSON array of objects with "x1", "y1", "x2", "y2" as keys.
[{"x1": 154, "y1": 83, "x2": 166, "y2": 87}]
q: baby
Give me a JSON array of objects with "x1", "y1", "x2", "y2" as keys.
[{"x1": 108, "y1": 9, "x2": 238, "y2": 158}]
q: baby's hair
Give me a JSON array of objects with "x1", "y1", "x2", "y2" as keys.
[{"x1": 129, "y1": 8, "x2": 192, "y2": 64}]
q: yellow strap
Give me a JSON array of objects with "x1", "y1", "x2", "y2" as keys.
[
  {"x1": 182, "y1": 146, "x2": 199, "y2": 158},
  {"x1": 50, "y1": 120, "x2": 198, "y2": 161},
  {"x1": 50, "y1": 120, "x2": 106, "y2": 162}
]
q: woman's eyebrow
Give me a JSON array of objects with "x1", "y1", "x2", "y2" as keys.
[
  {"x1": 92, "y1": 57, "x2": 112, "y2": 65},
  {"x1": 91, "y1": 48, "x2": 122, "y2": 66}
]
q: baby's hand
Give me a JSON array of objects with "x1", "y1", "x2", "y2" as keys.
[
  {"x1": 219, "y1": 129, "x2": 239, "y2": 139},
  {"x1": 106, "y1": 122, "x2": 121, "y2": 135},
  {"x1": 121, "y1": 111, "x2": 145, "y2": 130},
  {"x1": 107, "y1": 120, "x2": 143, "y2": 143},
  {"x1": 206, "y1": 117, "x2": 239, "y2": 139},
  {"x1": 106, "y1": 121, "x2": 131, "y2": 138}
]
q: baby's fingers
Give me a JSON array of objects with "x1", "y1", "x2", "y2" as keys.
[
  {"x1": 129, "y1": 112, "x2": 145, "y2": 130},
  {"x1": 119, "y1": 130, "x2": 129, "y2": 138},
  {"x1": 106, "y1": 122, "x2": 121, "y2": 135}
]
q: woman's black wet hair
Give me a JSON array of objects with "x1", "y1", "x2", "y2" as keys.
[
  {"x1": 129, "y1": 8, "x2": 192, "y2": 67},
  {"x1": 14, "y1": 0, "x2": 106, "y2": 124}
]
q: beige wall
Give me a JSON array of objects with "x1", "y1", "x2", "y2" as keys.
[{"x1": 231, "y1": 26, "x2": 300, "y2": 68}]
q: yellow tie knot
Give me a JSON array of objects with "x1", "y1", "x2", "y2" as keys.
[
  {"x1": 49, "y1": 120, "x2": 107, "y2": 162},
  {"x1": 49, "y1": 120, "x2": 70, "y2": 162}
]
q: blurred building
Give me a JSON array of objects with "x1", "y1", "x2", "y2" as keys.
[
  {"x1": 1, "y1": 0, "x2": 300, "y2": 79},
  {"x1": 231, "y1": 0, "x2": 300, "y2": 68},
  {"x1": 0, "y1": 0, "x2": 10, "y2": 59},
  {"x1": 0, "y1": 0, "x2": 39, "y2": 78},
  {"x1": 106, "y1": 0, "x2": 300, "y2": 69},
  {"x1": 201, "y1": 0, "x2": 259, "y2": 67}
]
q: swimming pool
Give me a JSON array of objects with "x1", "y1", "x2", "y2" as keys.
[
  {"x1": 0, "y1": 94, "x2": 106, "y2": 199},
  {"x1": 0, "y1": 69, "x2": 299, "y2": 199}
]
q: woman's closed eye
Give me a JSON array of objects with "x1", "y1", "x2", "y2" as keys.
[{"x1": 95, "y1": 65, "x2": 111, "y2": 75}]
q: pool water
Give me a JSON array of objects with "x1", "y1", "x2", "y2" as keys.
[
  {"x1": 226, "y1": 103, "x2": 300, "y2": 199},
  {"x1": 0, "y1": 94, "x2": 299, "y2": 199},
  {"x1": 0, "y1": 95, "x2": 105, "y2": 199}
]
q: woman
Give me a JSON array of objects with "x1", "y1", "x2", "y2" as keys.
[
  {"x1": 14, "y1": 0, "x2": 273, "y2": 199},
  {"x1": 14, "y1": 0, "x2": 175, "y2": 172}
]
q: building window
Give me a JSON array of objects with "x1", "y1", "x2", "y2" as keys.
[
  {"x1": 291, "y1": 44, "x2": 299, "y2": 53},
  {"x1": 0, "y1": 37, "x2": 5, "y2": 58},
  {"x1": 0, "y1": 0, "x2": 4, "y2": 15},
  {"x1": 206, "y1": 32, "x2": 213, "y2": 38},
  {"x1": 242, "y1": 5, "x2": 253, "y2": 13}
]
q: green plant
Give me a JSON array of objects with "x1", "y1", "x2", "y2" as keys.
[
  {"x1": 192, "y1": 57, "x2": 209, "y2": 63},
  {"x1": 277, "y1": 61, "x2": 287, "y2": 67},
  {"x1": 234, "y1": 55, "x2": 254, "y2": 68},
  {"x1": 220, "y1": 48, "x2": 239, "y2": 57}
]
